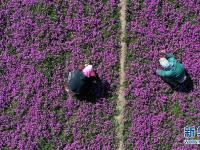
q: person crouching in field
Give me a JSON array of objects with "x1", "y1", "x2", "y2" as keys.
[
  {"x1": 156, "y1": 50, "x2": 187, "y2": 89},
  {"x1": 64, "y1": 64, "x2": 100, "y2": 99}
]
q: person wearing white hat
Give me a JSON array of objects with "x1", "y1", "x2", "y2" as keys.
[
  {"x1": 156, "y1": 52, "x2": 187, "y2": 87},
  {"x1": 64, "y1": 64, "x2": 98, "y2": 97}
]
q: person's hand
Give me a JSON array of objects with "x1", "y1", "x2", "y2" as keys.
[
  {"x1": 160, "y1": 49, "x2": 166, "y2": 54},
  {"x1": 64, "y1": 84, "x2": 69, "y2": 92}
]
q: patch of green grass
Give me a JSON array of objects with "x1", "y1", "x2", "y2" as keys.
[
  {"x1": 38, "y1": 138, "x2": 53, "y2": 150},
  {"x1": 112, "y1": 23, "x2": 120, "y2": 31},
  {"x1": 186, "y1": 117, "x2": 196, "y2": 125},
  {"x1": 21, "y1": 131, "x2": 28, "y2": 139},
  {"x1": 59, "y1": 130, "x2": 67, "y2": 143},
  {"x1": 81, "y1": 43, "x2": 91, "y2": 55},
  {"x1": 65, "y1": 123, "x2": 74, "y2": 143},
  {"x1": 123, "y1": 117, "x2": 131, "y2": 140},
  {"x1": 139, "y1": 58, "x2": 151, "y2": 64},
  {"x1": 167, "y1": 0, "x2": 177, "y2": 3},
  {"x1": 81, "y1": 123, "x2": 98, "y2": 142},
  {"x1": 126, "y1": 53, "x2": 135, "y2": 61},
  {"x1": 84, "y1": 5, "x2": 91, "y2": 16},
  {"x1": 102, "y1": 0, "x2": 108, "y2": 3},
  {"x1": 112, "y1": 65, "x2": 120, "y2": 72},
  {"x1": 47, "y1": 6, "x2": 57, "y2": 21},
  {"x1": 188, "y1": 12, "x2": 196, "y2": 22},
  {"x1": 127, "y1": 36, "x2": 139, "y2": 46},
  {"x1": 102, "y1": 29, "x2": 110, "y2": 39},
  {"x1": 39, "y1": 31, "x2": 47, "y2": 41},
  {"x1": 64, "y1": 31, "x2": 73, "y2": 41},
  {"x1": 21, "y1": 108, "x2": 29, "y2": 117},
  {"x1": 108, "y1": 94, "x2": 118, "y2": 103},
  {"x1": 157, "y1": 142, "x2": 172, "y2": 150},
  {"x1": 0, "y1": 67, "x2": 4, "y2": 75},
  {"x1": 157, "y1": 0, "x2": 163, "y2": 15},
  {"x1": 7, "y1": 44, "x2": 17, "y2": 55},
  {"x1": 31, "y1": 3, "x2": 45, "y2": 14},
  {"x1": 53, "y1": 107, "x2": 65, "y2": 122},
  {"x1": 126, "y1": 93, "x2": 135, "y2": 100},
  {"x1": 139, "y1": 0, "x2": 145, "y2": 10},
  {"x1": 31, "y1": 3, "x2": 57, "y2": 21},
  {"x1": 112, "y1": 8, "x2": 120, "y2": 19},
  {"x1": 1, "y1": 147, "x2": 9, "y2": 150},
  {"x1": 171, "y1": 101, "x2": 183, "y2": 117},
  {"x1": 122, "y1": 80, "x2": 129, "y2": 88},
  {"x1": 36, "y1": 51, "x2": 70, "y2": 85},
  {"x1": 4, "y1": 101, "x2": 18, "y2": 116}
]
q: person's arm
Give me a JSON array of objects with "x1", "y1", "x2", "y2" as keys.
[{"x1": 156, "y1": 69, "x2": 172, "y2": 77}]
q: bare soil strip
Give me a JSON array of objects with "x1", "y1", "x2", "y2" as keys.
[{"x1": 115, "y1": 0, "x2": 127, "y2": 150}]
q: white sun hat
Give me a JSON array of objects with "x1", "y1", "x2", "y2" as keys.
[
  {"x1": 159, "y1": 57, "x2": 170, "y2": 68},
  {"x1": 82, "y1": 65, "x2": 93, "y2": 77}
]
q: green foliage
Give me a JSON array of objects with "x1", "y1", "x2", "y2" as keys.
[
  {"x1": 157, "y1": 0, "x2": 163, "y2": 15},
  {"x1": 171, "y1": 101, "x2": 183, "y2": 117},
  {"x1": 4, "y1": 101, "x2": 17, "y2": 116},
  {"x1": 31, "y1": 3, "x2": 45, "y2": 14},
  {"x1": 2, "y1": 147, "x2": 9, "y2": 150},
  {"x1": 112, "y1": 65, "x2": 120, "y2": 72},
  {"x1": 112, "y1": 23, "x2": 120, "y2": 31},
  {"x1": 7, "y1": 44, "x2": 17, "y2": 55},
  {"x1": 84, "y1": 5, "x2": 91, "y2": 16},
  {"x1": 123, "y1": 116, "x2": 131, "y2": 140},
  {"x1": 139, "y1": 0, "x2": 145, "y2": 10},
  {"x1": 112, "y1": 8, "x2": 120, "y2": 19},
  {"x1": 21, "y1": 108, "x2": 29, "y2": 117},
  {"x1": 59, "y1": 130, "x2": 67, "y2": 143},
  {"x1": 127, "y1": 36, "x2": 139, "y2": 46},
  {"x1": 36, "y1": 51, "x2": 70, "y2": 85},
  {"x1": 31, "y1": 3, "x2": 57, "y2": 21},
  {"x1": 158, "y1": 142, "x2": 172, "y2": 150},
  {"x1": 102, "y1": 29, "x2": 110, "y2": 39},
  {"x1": 81, "y1": 43, "x2": 91, "y2": 55},
  {"x1": 47, "y1": 6, "x2": 57, "y2": 21},
  {"x1": 126, "y1": 93, "x2": 135, "y2": 100},
  {"x1": 38, "y1": 138, "x2": 53, "y2": 150},
  {"x1": 102, "y1": 0, "x2": 108, "y2": 4},
  {"x1": 126, "y1": 53, "x2": 135, "y2": 61},
  {"x1": 81, "y1": 123, "x2": 98, "y2": 142},
  {"x1": 63, "y1": 31, "x2": 73, "y2": 42},
  {"x1": 188, "y1": 12, "x2": 196, "y2": 22},
  {"x1": 139, "y1": 58, "x2": 151, "y2": 65},
  {"x1": 65, "y1": 123, "x2": 74, "y2": 143},
  {"x1": 53, "y1": 106, "x2": 65, "y2": 122},
  {"x1": 0, "y1": 69, "x2": 3, "y2": 75}
]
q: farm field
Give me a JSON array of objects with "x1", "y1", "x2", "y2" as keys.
[
  {"x1": 0, "y1": 0, "x2": 200, "y2": 150},
  {"x1": 0, "y1": 0, "x2": 120, "y2": 149},
  {"x1": 125, "y1": 0, "x2": 200, "y2": 149}
]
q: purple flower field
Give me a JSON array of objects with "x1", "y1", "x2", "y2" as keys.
[
  {"x1": 125, "y1": 0, "x2": 200, "y2": 149},
  {"x1": 0, "y1": 0, "x2": 120, "y2": 149},
  {"x1": 0, "y1": 0, "x2": 200, "y2": 150}
]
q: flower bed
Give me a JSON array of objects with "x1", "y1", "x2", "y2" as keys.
[
  {"x1": 0, "y1": 0, "x2": 120, "y2": 149},
  {"x1": 125, "y1": 0, "x2": 200, "y2": 149}
]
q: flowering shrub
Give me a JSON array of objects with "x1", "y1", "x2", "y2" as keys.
[
  {"x1": 0, "y1": 0, "x2": 120, "y2": 149},
  {"x1": 125, "y1": 0, "x2": 200, "y2": 149}
]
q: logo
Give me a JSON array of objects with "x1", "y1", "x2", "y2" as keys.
[{"x1": 184, "y1": 126, "x2": 200, "y2": 145}]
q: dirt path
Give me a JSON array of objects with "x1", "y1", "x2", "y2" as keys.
[{"x1": 115, "y1": 0, "x2": 127, "y2": 150}]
